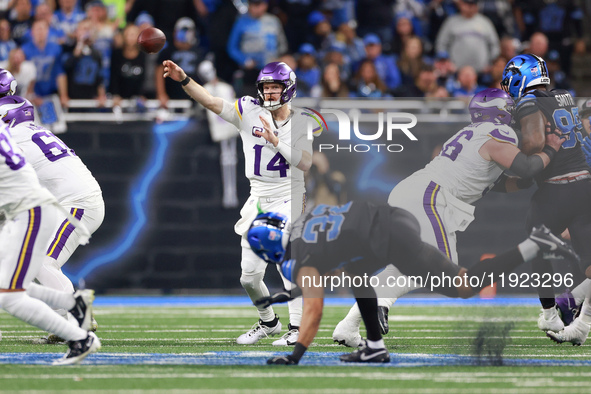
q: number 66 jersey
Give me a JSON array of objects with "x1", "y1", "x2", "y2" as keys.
[{"x1": 9, "y1": 122, "x2": 102, "y2": 205}]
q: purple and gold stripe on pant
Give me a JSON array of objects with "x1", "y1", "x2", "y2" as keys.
[
  {"x1": 9, "y1": 207, "x2": 42, "y2": 289},
  {"x1": 423, "y1": 181, "x2": 451, "y2": 258},
  {"x1": 46, "y1": 208, "x2": 84, "y2": 259}
]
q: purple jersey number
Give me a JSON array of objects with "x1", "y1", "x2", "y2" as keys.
[
  {"x1": 253, "y1": 145, "x2": 289, "y2": 177},
  {"x1": 32, "y1": 131, "x2": 75, "y2": 162},
  {"x1": 440, "y1": 130, "x2": 474, "y2": 161},
  {"x1": 0, "y1": 129, "x2": 26, "y2": 170}
]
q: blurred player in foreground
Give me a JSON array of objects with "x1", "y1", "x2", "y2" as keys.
[
  {"x1": 163, "y1": 59, "x2": 323, "y2": 345},
  {"x1": 332, "y1": 88, "x2": 565, "y2": 347},
  {"x1": 247, "y1": 201, "x2": 578, "y2": 364},
  {"x1": 0, "y1": 92, "x2": 104, "y2": 343},
  {"x1": 0, "y1": 121, "x2": 100, "y2": 364}
]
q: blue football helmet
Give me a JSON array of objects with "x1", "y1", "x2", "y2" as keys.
[
  {"x1": 501, "y1": 54, "x2": 550, "y2": 99},
  {"x1": 247, "y1": 211, "x2": 289, "y2": 264}
]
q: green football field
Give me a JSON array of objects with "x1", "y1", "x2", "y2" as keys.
[{"x1": 1, "y1": 301, "x2": 591, "y2": 393}]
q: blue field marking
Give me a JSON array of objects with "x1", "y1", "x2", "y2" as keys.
[
  {"x1": 93, "y1": 295, "x2": 542, "y2": 307},
  {"x1": 2, "y1": 352, "x2": 591, "y2": 367}
]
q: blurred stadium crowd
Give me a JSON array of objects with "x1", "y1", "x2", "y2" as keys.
[{"x1": 0, "y1": 0, "x2": 589, "y2": 113}]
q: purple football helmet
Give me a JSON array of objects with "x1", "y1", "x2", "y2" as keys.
[
  {"x1": 468, "y1": 88, "x2": 514, "y2": 125},
  {"x1": 0, "y1": 69, "x2": 17, "y2": 97},
  {"x1": 256, "y1": 62, "x2": 297, "y2": 110},
  {"x1": 0, "y1": 95, "x2": 35, "y2": 126}
]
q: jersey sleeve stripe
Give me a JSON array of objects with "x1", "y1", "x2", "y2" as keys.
[
  {"x1": 10, "y1": 207, "x2": 41, "y2": 289},
  {"x1": 488, "y1": 128, "x2": 517, "y2": 145},
  {"x1": 235, "y1": 100, "x2": 243, "y2": 120},
  {"x1": 423, "y1": 182, "x2": 451, "y2": 259}
]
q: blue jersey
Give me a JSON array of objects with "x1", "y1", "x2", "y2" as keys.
[{"x1": 21, "y1": 41, "x2": 65, "y2": 96}]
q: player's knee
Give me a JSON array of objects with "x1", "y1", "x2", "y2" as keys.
[{"x1": 240, "y1": 272, "x2": 262, "y2": 290}]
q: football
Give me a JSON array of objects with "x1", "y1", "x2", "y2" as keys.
[{"x1": 137, "y1": 27, "x2": 166, "y2": 54}]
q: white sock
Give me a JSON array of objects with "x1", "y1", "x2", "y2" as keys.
[
  {"x1": 366, "y1": 338, "x2": 385, "y2": 349},
  {"x1": 579, "y1": 299, "x2": 591, "y2": 325},
  {"x1": 35, "y1": 259, "x2": 76, "y2": 318},
  {"x1": 517, "y1": 239, "x2": 540, "y2": 262},
  {"x1": 0, "y1": 292, "x2": 86, "y2": 341},
  {"x1": 543, "y1": 306, "x2": 558, "y2": 320},
  {"x1": 571, "y1": 279, "x2": 591, "y2": 306},
  {"x1": 343, "y1": 303, "x2": 362, "y2": 327},
  {"x1": 287, "y1": 296, "x2": 302, "y2": 327},
  {"x1": 26, "y1": 283, "x2": 75, "y2": 311},
  {"x1": 240, "y1": 271, "x2": 275, "y2": 322}
]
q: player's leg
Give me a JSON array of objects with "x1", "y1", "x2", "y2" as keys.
[{"x1": 0, "y1": 205, "x2": 100, "y2": 364}]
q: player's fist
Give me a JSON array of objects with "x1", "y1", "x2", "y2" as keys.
[
  {"x1": 544, "y1": 122, "x2": 565, "y2": 151},
  {"x1": 254, "y1": 291, "x2": 293, "y2": 308},
  {"x1": 267, "y1": 355, "x2": 298, "y2": 365}
]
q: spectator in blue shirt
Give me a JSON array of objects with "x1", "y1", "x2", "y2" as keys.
[
  {"x1": 53, "y1": 0, "x2": 86, "y2": 46},
  {"x1": 0, "y1": 19, "x2": 17, "y2": 61},
  {"x1": 450, "y1": 65, "x2": 485, "y2": 97},
  {"x1": 362, "y1": 34, "x2": 401, "y2": 92},
  {"x1": 21, "y1": 19, "x2": 69, "y2": 107},
  {"x1": 295, "y1": 43, "x2": 321, "y2": 98}
]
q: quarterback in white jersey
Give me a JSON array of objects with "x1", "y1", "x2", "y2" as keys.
[
  {"x1": 0, "y1": 95, "x2": 104, "y2": 334},
  {"x1": 163, "y1": 60, "x2": 323, "y2": 345},
  {"x1": 0, "y1": 120, "x2": 100, "y2": 364},
  {"x1": 333, "y1": 88, "x2": 566, "y2": 347}
]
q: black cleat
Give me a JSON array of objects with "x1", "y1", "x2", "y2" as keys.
[
  {"x1": 53, "y1": 332, "x2": 101, "y2": 365},
  {"x1": 378, "y1": 306, "x2": 389, "y2": 335},
  {"x1": 339, "y1": 342, "x2": 390, "y2": 363},
  {"x1": 529, "y1": 225, "x2": 580, "y2": 263}
]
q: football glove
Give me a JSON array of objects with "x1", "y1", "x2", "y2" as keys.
[
  {"x1": 254, "y1": 291, "x2": 293, "y2": 308},
  {"x1": 267, "y1": 354, "x2": 299, "y2": 365},
  {"x1": 582, "y1": 136, "x2": 591, "y2": 167}
]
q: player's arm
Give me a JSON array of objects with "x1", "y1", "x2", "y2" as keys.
[
  {"x1": 267, "y1": 266, "x2": 324, "y2": 365},
  {"x1": 257, "y1": 116, "x2": 312, "y2": 171},
  {"x1": 520, "y1": 111, "x2": 547, "y2": 155},
  {"x1": 480, "y1": 125, "x2": 564, "y2": 181},
  {"x1": 162, "y1": 60, "x2": 224, "y2": 114}
]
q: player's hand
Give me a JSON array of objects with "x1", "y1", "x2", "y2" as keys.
[
  {"x1": 162, "y1": 60, "x2": 186, "y2": 82},
  {"x1": 254, "y1": 291, "x2": 293, "y2": 308},
  {"x1": 267, "y1": 355, "x2": 298, "y2": 365},
  {"x1": 544, "y1": 122, "x2": 566, "y2": 151},
  {"x1": 581, "y1": 136, "x2": 591, "y2": 166},
  {"x1": 256, "y1": 116, "x2": 279, "y2": 146}
]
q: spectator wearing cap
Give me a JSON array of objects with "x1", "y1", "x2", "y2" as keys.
[
  {"x1": 355, "y1": 0, "x2": 396, "y2": 53},
  {"x1": 295, "y1": 43, "x2": 321, "y2": 98},
  {"x1": 361, "y1": 33, "x2": 401, "y2": 92},
  {"x1": 8, "y1": 0, "x2": 33, "y2": 46},
  {"x1": 450, "y1": 65, "x2": 485, "y2": 97},
  {"x1": 435, "y1": 0, "x2": 499, "y2": 73},
  {"x1": 86, "y1": 0, "x2": 117, "y2": 91},
  {"x1": 53, "y1": 0, "x2": 86, "y2": 46},
  {"x1": 227, "y1": 0, "x2": 287, "y2": 96},
  {"x1": 0, "y1": 19, "x2": 16, "y2": 61},
  {"x1": 156, "y1": 17, "x2": 206, "y2": 108},
  {"x1": 432, "y1": 50, "x2": 456, "y2": 92},
  {"x1": 306, "y1": 10, "x2": 332, "y2": 52}
]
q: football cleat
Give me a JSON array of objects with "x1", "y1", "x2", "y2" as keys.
[
  {"x1": 237, "y1": 316, "x2": 282, "y2": 345},
  {"x1": 53, "y1": 332, "x2": 101, "y2": 365},
  {"x1": 332, "y1": 318, "x2": 362, "y2": 347},
  {"x1": 546, "y1": 318, "x2": 590, "y2": 346},
  {"x1": 272, "y1": 324, "x2": 299, "y2": 346},
  {"x1": 378, "y1": 306, "x2": 389, "y2": 335},
  {"x1": 529, "y1": 225, "x2": 580, "y2": 262},
  {"x1": 90, "y1": 314, "x2": 99, "y2": 332},
  {"x1": 538, "y1": 306, "x2": 565, "y2": 332},
  {"x1": 556, "y1": 289, "x2": 581, "y2": 326},
  {"x1": 340, "y1": 342, "x2": 390, "y2": 363},
  {"x1": 69, "y1": 290, "x2": 95, "y2": 331}
]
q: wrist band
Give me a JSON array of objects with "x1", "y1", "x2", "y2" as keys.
[
  {"x1": 181, "y1": 76, "x2": 191, "y2": 86},
  {"x1": 291, "y1": 342, "x2": 307, "y2": 362},
  {"x1": 542, "y1": 145, "x2": 557, "y2": 160}
]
